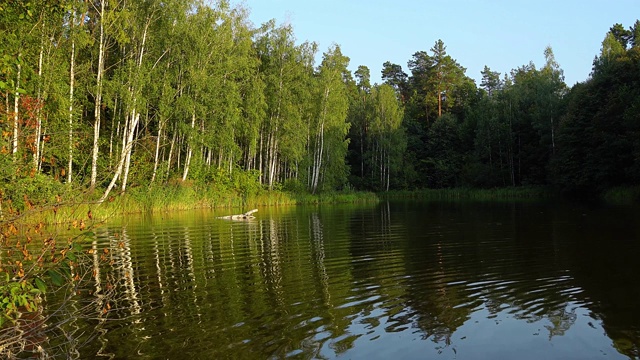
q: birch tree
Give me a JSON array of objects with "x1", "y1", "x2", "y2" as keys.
[
  {"x1": 256, "y1": 22, "x2": 312, "y2": 188},
  {"x1": 309, "y1": 45, "x2": 350, "y2": 193},
  {"x1": 66, "y1": 6, "x2": 78, "y2": 184},
  {"x1": 370, "y1": 84, "x2": 404, "y2": 191},
  {"x1": 89, "y1": 0, "x2": 107, "y2": 189},
  {"x1": 100, "y1": 0, "x2": 161, "y2": 202}
]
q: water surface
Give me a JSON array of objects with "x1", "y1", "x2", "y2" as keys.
[{"x1": 46, "y1": 201, "x2": 640, "y2": 359}]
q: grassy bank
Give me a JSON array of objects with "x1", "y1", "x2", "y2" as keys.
[
  {"x1": 380, "y1": 186, "x2": 555, "y2": 201},
  {"x1": 10, "y1": 185, "x2": 380, "y2": 224},
  {"x1": 109, "y1": 186, "x2": 380, "y2": 213},
  {"x1": 18, "y1": 183, "x2": 640, "y2": 226},
  {"x1": 6, "y1": 185, "x2": 564, "y2": 225},
  {"x1": 601, "y1": 186, "x2": 640, "y2": 205}
]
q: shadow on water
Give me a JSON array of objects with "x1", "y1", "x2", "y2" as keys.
[{"x1": 42, "y1": 201, "x2": 640, "y2": 359}]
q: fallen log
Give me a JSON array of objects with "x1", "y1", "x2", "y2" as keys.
[{"x1": 217, "y1": 209, "x2": 258, "y2": 220}]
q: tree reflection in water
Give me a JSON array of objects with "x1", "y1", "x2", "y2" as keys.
[{"x1": 43, "y1": 203, "x2": 640, "y2": 359}]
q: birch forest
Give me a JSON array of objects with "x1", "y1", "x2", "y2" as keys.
[
  {"x1": 1, "y1": 0, "x2": 640, "y2": 210},
  {"x1": 0, "y1": 0, "x2": 368, "y2": 206}
]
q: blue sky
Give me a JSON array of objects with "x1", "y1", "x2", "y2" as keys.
[{"x1": 229, "y1": 0, "x2": 640, "y2": 86}]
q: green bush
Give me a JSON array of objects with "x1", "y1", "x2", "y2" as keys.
[
  {"x1": 0, "y1": 275, "x2": 45, "y2": 328},
  {"x1": 2, "y1": 173, "x2": 64, "y2": 211}
]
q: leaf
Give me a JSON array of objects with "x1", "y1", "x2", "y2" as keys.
[
  {"x1": 67, "y1": 251, "x2": 76, "y2": 261},
  {"x1": 34, "y1": 277, "x2": 46, "y2": 293},
  {"x1": 48, "y1": 270, "x2": 63, "y2": 287},
  {"x1": 60, "y1": 264, "x2": 71, "y2": 277}
]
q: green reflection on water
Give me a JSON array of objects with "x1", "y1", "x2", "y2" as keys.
[{"x1": 42, "y1": 201, "x2": 640, "y2": 359}]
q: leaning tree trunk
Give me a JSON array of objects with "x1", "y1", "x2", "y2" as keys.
[
  {"x1": 99, "y1": 110, "x2": 141, "y2": 203},
  {"x1": 119, "y1": 18, "x2": 150, "y2": 194},
  {"x1": 120, "y1": 110, "x2": 139, "y2": 193},
  {"x1": 166, "y1": 126, "x2": 177, "y2": 180},
  {"x1": 182, "y1": 112, "x2": 196, "y2": 181}
]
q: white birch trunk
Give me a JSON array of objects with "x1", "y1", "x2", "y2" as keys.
[
  {"x1": 268, "y1": 134, "x2": 278, "y2": 188},
  {"x1": 109, "y1": 98, "x2": 118, "y2": 167},
  {"x1": 119, "y1": 18, "x2": 150, "y2": 193},
  {"x1": 68, "y1": 28, "x2": 76, "y2": 184},
  {"x1": 311, "y1": 87, "x2": 330, "y2": 194},
  {"x1": 311, "y1": 121, "x2": 324, "y2": 194},
  {"x1": 258, "y1": 129, "x2": 263, "y2": 184},
  {"x1": 386, "y1": 148, "x2": 390, "y2": 192},
  {"x1": 91, "y1": 0, "x2": 106, "y2": 189},
  {"x1": 182, "y1": 112, "x2": 196, "y2": 181},
  {"x1": 176, "y1": 135, "x2": 182, "y2": 170},
  {"x1": 99, "y1": 111, "x2": 141, "y2": 203},
  {"x1": 12, "y1": 58, "x2": 21, "y2": 161},
  {"x1": 166, "y1": 127, "x2": 177, "y2": 178},
  {"x1": 120, "y1": 111, "x2": 138, "y2": 193},
  {"x1": 34, "y1": 33, "x2": 44, "y2": 171},
  {"x1": 150, "y1": 120, "x2": 163, "y2": 184}
]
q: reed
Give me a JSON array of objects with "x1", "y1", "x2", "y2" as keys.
[
  {"x1": 381, "y1": 186, "x2": 553, "y2": 201},
  {"x1": 601, "y1": 186, "x2": 640, "y2": 205},
  {"x1": 9, "y1": 186, "x2": 379, "y2": 225},
  {"x1": 13, "y1": 184, "x2": 560, "y2": 226}
]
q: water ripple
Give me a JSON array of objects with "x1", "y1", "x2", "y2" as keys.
[{"x1": 48, "y1": 203, "x2": 640, "y2": 359}]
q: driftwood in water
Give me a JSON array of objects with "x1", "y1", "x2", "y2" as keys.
[{"x1": 217, "y1": 209, "x2": 258, "y2": 220}]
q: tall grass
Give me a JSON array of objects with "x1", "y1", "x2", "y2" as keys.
[
  {"x1": 381, "y1": 186, "x2": 554, "y2": 201},
  {"x1": 602, "y1": 186, "x2": 640, "y2": 205},
  {"x1": 14, "y1": 185, "x2": 379, "y2": 224},
  {"x1": 12, "y1": 184, "x2": 561, "y2": 226}
]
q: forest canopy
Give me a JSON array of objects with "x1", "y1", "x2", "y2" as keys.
[{"x1": 1, "y1": 0, "x2": 639, "y2": 209}]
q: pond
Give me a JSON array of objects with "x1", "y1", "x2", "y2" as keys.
[{"x1": 43, "y1": 200, "x2": 640, "y2": 359}]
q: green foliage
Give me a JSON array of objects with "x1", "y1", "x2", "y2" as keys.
[
  {"x1": 550, "y1": 28, "x2": 640, "y2": 194},
  {"x1": 0, "y1": 0, "x2": 638, "y2": 215},
  {"x1": 356, "y1": 83, "x2": 406, "y2": 191},
  {"x1": 1, "y1": 173, "x2": 64, "y2": 211},
  {"x1": 283, "y1": 178, "x2": 306, "y2": 192},
  {"x1": 232, "y1": 169, "x2": 262, "y2": 201},
  {"x1": 0, "y1": 274, "x2": 43, "y2": 328},
  {"x1": 307, "y1": 44, "x2": 351, "y2": 193},
  {"x1": 0, "y1": 211, "x2": 89, "y2": 331},
  {"x1": 423, "y1": 114, "x2": 467, "y2": 188}
]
